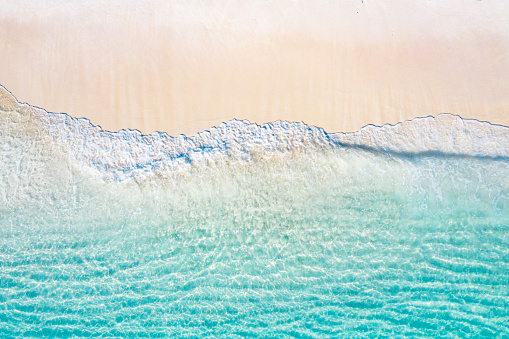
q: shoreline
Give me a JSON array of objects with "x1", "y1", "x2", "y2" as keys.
[
  {"x1": 2, "y1": 83, "x2": 508, "y2": 185},
  {"x1": 2, "y1": 83, "x2": 508, "y2": 137}
]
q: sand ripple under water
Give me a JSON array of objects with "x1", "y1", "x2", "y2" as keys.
[{"x1": 1, "y1": 85, "x2": 508, "y2": 337}]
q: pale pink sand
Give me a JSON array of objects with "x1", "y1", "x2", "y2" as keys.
[{"x1": 1, "y1": 1, "x2": 508, "y2": 136}]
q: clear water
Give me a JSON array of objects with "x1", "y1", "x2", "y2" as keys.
[
  {"x1": 1, "y1": 96, "x2": 508, "y2": 337},
  {"x1": 1, "y1": 134, "x2": 508, "y2": 337}
]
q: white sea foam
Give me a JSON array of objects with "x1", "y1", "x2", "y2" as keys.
[
  {"x1": 332, "y1": 114, "x2": 509, "y2": 158},
  {"x1": 1, "y1": 84, "x2": 508, "y2": 183}
]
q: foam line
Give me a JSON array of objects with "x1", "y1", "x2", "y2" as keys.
[
  {"x1": 331, "y1": 114, "x2": 509, "y2": 159},
  {"x1": 1, "y1": 84, "x2": 508, "y2": 182}
]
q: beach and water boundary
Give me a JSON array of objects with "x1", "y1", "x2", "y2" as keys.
[{"x1": 1, "y1": 84, "x2": 508, "y2": 183}]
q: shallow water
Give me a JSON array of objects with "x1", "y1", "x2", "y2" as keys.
[
  {"x1": 1, "y1": 96, "x2": 509, "y2": 337},
  {"x1": 2, "y1": 147, "x2": 509, "y2": 337}
]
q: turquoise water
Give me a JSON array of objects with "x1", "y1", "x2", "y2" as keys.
[
  {"x1": 1, "y1": 138, "x2": 508, "y2": 337},
  {"x1": 1, "y1": 97, "x2": 509, "y2": 337}
]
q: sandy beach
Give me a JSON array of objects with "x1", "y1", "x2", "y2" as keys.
[{"x1": 1, "y1": 0, "x2": 509, "y2": 136}]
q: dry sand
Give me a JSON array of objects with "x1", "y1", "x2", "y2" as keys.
[{"x1": 1, "y1": 1, "x2": 509, "y2": 136}]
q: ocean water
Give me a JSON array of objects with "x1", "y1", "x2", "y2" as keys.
[{"x1": 1, "y1": 88, "x2": 509, "y2": 337}]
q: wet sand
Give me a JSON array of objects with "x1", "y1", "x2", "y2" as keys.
[{"x1": 1, "y1": 1, "x2": 509, "y2": 136}]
